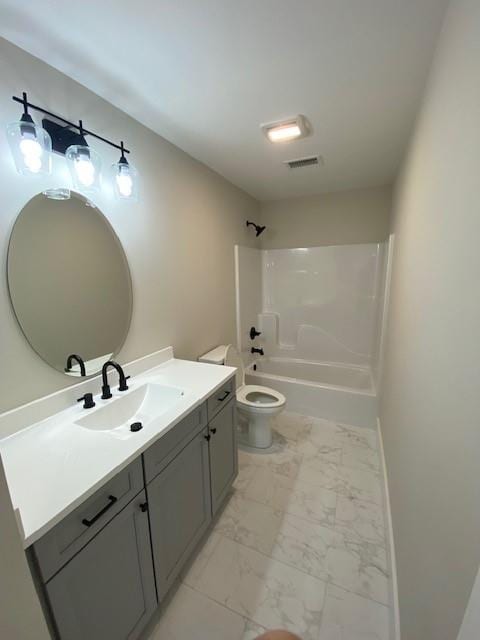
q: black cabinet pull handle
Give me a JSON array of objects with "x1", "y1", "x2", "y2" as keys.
[
  {"x1": 210, "y1": 428, "x2": 217, "y2": 434},
  {"x1": 204, "y1": 434, "x2": 211, "y2": 442},
  {"x1": 82, "y1": 495, "x2": 117, "y2": 527},
  {"x1": 217, "y1": 390, "x2": 230, "y2": 402},
  {"x1": 140, "y1": 502, "x2": 148, "y2": 513}
]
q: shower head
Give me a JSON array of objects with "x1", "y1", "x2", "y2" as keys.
[{"x1": 246, "y1": 221, "x2": 266, "y2": 237}]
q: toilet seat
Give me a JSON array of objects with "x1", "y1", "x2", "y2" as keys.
[
  {"x1": 237, "y1": 384, "x2": 286, "y2": 409},
  {"x1": 223, "y1": 345, "x2": 286, "y2": 411}
]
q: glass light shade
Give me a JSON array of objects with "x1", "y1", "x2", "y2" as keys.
[
  {"x1": 65, "y1": 145, "x2": 102, "y2": 193},
  {"x1": 111, "y1": 159, "x2": 139, "y2": 201},
  {"x1": 6, "y1": 120, "x2": 52, "y2": 175}
]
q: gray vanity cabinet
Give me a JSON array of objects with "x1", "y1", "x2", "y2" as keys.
[
  {"x1": 147, "y1": 426, "x2": 212, "y2": 599},
  {"x1": 208, "y1": 398, "x2": 238, "y2": 516},
  {"x1": 30, "y1": 376, "x2": 238, "y2": 639},
  {"x1": 44, "y1": 491, "x2": 156, "y2": 640}
]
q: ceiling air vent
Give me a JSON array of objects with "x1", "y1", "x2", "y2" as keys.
[{"x1": 285, "y1": 155, "x2": 321, "y2": 169}]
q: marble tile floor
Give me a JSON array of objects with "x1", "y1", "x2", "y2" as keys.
[{"x1": 145, "y1": 411, "x2": 392, "y2": 640}]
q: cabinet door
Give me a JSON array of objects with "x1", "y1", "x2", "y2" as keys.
[
  {"x1": 209, "y1": 399, "x2": 238, "y2": 516},
  {"x1": 147, "y1": 428, "x2": 212, "y2": 599},
  {"x1": 45, "y1": 492, "x2": 156, "y2": 640}
]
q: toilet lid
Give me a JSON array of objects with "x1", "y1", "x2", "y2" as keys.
[{"x1": 224, "y1": 345, "x2": 245, "y2": 389}]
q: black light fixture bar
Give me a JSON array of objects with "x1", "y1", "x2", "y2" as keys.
[{"x1": 12, "y1": 93, "x2": 130, "y2": 154}]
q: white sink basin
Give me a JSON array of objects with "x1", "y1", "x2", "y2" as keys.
[{"x1": 76, "y1": 383, "x2": 185, "y2": 434}]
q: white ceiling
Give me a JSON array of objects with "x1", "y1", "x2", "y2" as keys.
[{"x1": 0, "y1": 0, "x2": 449, "y2": 201}]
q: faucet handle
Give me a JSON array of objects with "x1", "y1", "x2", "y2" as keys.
[
  {"x1": 249, "y1": 326, "x2": 262, "y2": 340},
  {"x1": 77, "y1": 393, "x2": 95, "y2": 409},
  {"x1": 119, "y1": 375, "x2": 130, "y2": 392}
]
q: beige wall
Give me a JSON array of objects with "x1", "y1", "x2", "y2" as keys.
[
  {"x1": 379, "y1": 1, "x2": 480, "y2": 639},
  {"x1": 0, "y1": 38, "x2": 260, "y2": 412},
  {"x1": 259, "y1": 185, "x2": 392, "y2": 249}
]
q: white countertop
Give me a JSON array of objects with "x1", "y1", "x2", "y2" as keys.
[{"x1": 0, "y1": 357, "x2": 236, "y2": 548}]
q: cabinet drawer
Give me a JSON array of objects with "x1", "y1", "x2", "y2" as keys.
[
  {"x1": 207, "y1": 377, "x2": 235, "y2": 421},
  {"x1": 32, "y1": 457, "x2": 144, "y2": 582},
  {"x1": 143, "y1": 402, "x2": 207, "y2": 483}
]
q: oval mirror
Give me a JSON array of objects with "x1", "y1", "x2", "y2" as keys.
[{"x1": 7, "y1": 191, "x2": 133, "y2": 376}]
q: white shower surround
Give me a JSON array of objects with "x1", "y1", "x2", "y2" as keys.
[
  {"x1": 235, "y1": 243, "x2": 387, "y2": 427},
  {"x1": 261, "y1": 244, "x2": 385, "y2": 367}
]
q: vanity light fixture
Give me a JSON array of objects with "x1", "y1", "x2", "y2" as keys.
[
  {"x1": 8, "y1": 92, "x2": 139, "y2": 200},
  {"x1": 261, "y1": 115, "x2": 309, "y2": 143},
  {"x1": 6, "y1": 92, "x2": 52, "y2": 175},
  {"x1": 111, "y1": 142, "x2": 139, "y2": 201}
]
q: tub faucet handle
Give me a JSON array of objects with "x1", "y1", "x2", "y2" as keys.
[
  {"x1": 251, "y1": 347, "x2": 264, "y2": 356},
  {"x1": 249, "y1": 327, "x2": 262, "y2": 340}
]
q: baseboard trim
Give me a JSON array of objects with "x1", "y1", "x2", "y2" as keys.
[{"x1": 377, "y1": 417, "x2": 401, "y2": 640}]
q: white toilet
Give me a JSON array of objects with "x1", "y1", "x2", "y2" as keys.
[{"x1": 199, "y1": 345, "x2": 286, "y2": 449}]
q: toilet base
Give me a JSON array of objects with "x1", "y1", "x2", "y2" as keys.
[
  {"x1": 237, "y1": 404, "x2": 286, "y2": 451},
  {"x1": 237, "y1": 438, "x2": 283, "y2": 455},
  {"x1": 247, "y1": 411, "x2": 273, "y2": 448}
]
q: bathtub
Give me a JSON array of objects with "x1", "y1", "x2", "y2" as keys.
[{"x1": 245, "y1": 357, "x2": 377, "y2": 428}]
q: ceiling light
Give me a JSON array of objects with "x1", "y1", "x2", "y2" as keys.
[
  {"x1": 268, "y1": 124, "x2": 301, "y2": 142},
  {"x1": 262, "y1": 115, "x2": 309, "y2": 143}
]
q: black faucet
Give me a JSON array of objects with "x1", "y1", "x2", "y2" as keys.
[
  {"x1": 65, "y1": 354, "x2": 86, "y2": 377},
  {"x1": 251, "y1": 347, "x2": 264, "y2": 356},
  {"x1": 101, "y1": 361, "x2": 130, "y2": 399}
]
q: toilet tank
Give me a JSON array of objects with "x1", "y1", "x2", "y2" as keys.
[{"x1": 198, "y1": 345, "x2": 227, "y2": 365}]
